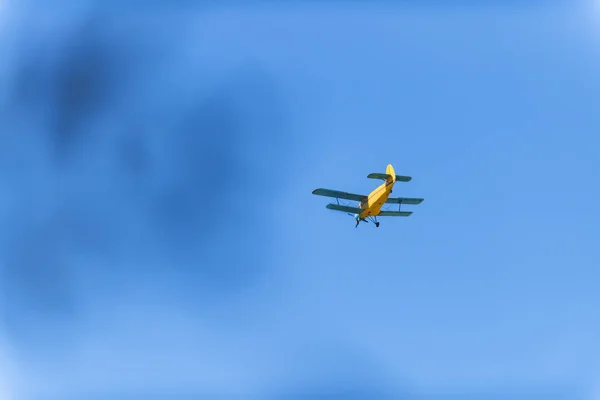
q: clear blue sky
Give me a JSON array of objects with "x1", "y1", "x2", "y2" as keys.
[{"x1": 1, "y1": 1, "x2": 600, "y2": 399}]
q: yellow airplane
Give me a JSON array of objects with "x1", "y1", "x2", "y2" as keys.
[{"x1": 312, "y1": 164, "x2": 424, "y2": 228}]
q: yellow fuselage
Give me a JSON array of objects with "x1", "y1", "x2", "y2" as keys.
[{"x1": 358, "y1": 176, "x2": 395, "y2": 219}]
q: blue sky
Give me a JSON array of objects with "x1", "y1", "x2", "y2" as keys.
[{"x1": 1, "y1": 1, "x2": 600, "y2": 399}]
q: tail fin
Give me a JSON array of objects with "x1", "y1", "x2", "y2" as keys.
[{"x1": 386, "y1": 164, "x2": 396, "y2": 183}]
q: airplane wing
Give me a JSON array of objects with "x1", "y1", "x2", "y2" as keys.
[
  {"x1": 379, "y1": 210, "x2": 413, "y2": 217},
  {"x1": 367, "y1": 173, "x2": 412, "y2": 182},
  {"x1": 385, "y1": 197, "x2": 424, "y2": 205},
  {"x1": 312, "y1": 188, "x2": 367, "y2": 202},
  {"x1": 326, "y1": 203, "x2": 363, "y2": 214}
]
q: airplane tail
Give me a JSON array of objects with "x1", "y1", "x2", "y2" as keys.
[{"x1": 386, "y1": 164, "x2": 396, "y2": 183}]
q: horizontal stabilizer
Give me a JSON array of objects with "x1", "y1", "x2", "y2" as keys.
[
  {"x1": 379, "y1": 210, "x2": 413, "y2": 217},
  {"x1": 367, "y1": 173, "x2": 390, "y2": 180},
  {"x1": 326, "y1": 203, "x2": 363, "y2": 214},
  {"x1": 385, "y1": 197, "x2": 424, "y2": 205},
  {"x1": 312, "y1": 188, "x2": 366, "y2": 202},
  {"x1": 367, "y1": 173, "x2": 412, "y2": 182}
]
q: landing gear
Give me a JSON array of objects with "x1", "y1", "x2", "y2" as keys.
[
  {"x1": 365, "y1": 215, "x2": 380, "y2": 228},
  {"x1": 353, "y1": 214, "x2": 380, "y2": 228}
]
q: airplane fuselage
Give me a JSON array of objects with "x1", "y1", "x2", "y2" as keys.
[{"x1": 357, "y1": 165, "x2": 397, "y2": 219}]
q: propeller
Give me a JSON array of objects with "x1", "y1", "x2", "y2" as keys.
[{"x1": 341, "y1": 200, "x2": 363, "y2": 224}]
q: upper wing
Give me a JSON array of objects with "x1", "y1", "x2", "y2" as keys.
[
  {"x1": 312, "y1": 188, "x2": 367, "y2": 202},
  {"x1": 326, "y1": 203, "x2": 363, "y2": 214},
  {"x1": 379, "y1": 210, "x2": 413, "y2": 217},
  {"x1": 367, "y1": 173, "x2": 412, "y2": 182},
  {"x1": 385, "y1": 197, "x2": 424, "y2": 205}
]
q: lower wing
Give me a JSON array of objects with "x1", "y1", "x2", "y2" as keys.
[
  {"x1": 379, "y1": 210, "x2": 413, "y2": 217},
  {"x1": 326, "y1": 203, "x2": 363, "y2": 214},
  {"x1": 326, "y1": 204, "x2": 413, "y2": 216}
]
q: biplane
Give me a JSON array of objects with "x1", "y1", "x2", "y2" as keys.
[{"x1": 312, "y1": 164, "x2": 424, "y2": 228}]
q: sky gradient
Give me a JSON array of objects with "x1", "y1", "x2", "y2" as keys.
[{"x1": 1, "y1": 1, "x2": 600, "y2": 399}]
